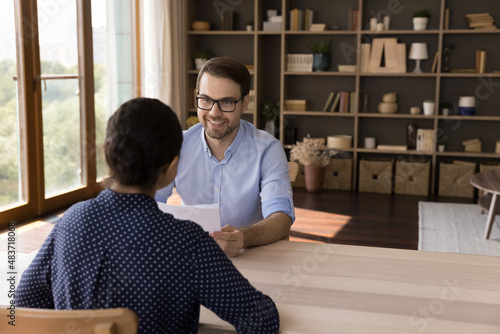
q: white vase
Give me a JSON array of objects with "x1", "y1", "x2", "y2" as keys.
[
  {"x1": 438, "y1": 145, "x2": 445, "y2": 152},
  {"x1": 246, "y1": 25, "x2": 253, "y2": 31},
  {"x1": 413, "y1": 17, "x2": 428, "y2": 31},
  {"x1": 423, "y1": 101, "x2": 435, "y2": 115}
]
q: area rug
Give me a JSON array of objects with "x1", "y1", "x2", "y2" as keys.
[{"x1": 418, "y1": 201, "x2": 500, "y2": 257}]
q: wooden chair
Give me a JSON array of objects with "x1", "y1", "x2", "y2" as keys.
[
  {"x1": 0, "y1": 306, "x2": 138, "y2": 334},
  {"x1": 288, "y1": 161, "x2": 299, "y2": 183}
]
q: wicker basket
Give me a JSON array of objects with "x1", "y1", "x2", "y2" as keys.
[
  {"x1": 438, "y1": 162, "x2": 476, "y2": 198},
  {"x1": 324, "y1": 159, "x2": 352, "y2": 190},
  {"x1": 394, "y1": 160, "x2": 430, "y2": 196},
  {"x1": 358, "y1": 159, "x2": 394, "y2": 194}
]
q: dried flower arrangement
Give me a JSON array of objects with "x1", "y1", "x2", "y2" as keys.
[{"x1": 289, "y1": 135, "x2": 336, "y2": 167}]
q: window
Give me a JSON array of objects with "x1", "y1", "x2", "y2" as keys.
[{"x1": 0, "y1": 0, "x2": 138, "y2": 226}]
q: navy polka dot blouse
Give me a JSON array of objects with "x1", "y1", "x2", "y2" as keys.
[{"x1": 16, "y1": 189, "x2": 279, "y2": 333}]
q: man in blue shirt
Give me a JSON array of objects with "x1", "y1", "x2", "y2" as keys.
[{"x1": 156, "y1": 57, "x2": 295, "y2": 257}]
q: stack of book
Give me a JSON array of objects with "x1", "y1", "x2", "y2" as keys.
[
  {"x1": 322, "y1": 91, "x2": 355, "y2": 113},
  {"x1": 289, "y1": 8, "x2": 314, "y2": 31},
  {"x1": 462, "y1": 138, "x2": 482, "y2": 152},
  {"x1": 465, "y1": 13, "x2": 496, "y2": 30},
  {"x1": 416, "y1": 129, "x2": 436, "y2": 152}
]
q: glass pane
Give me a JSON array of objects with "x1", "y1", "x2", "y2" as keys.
[
  {"x1": 0, "y1": 0, "x2": 23, "y2": 209},
  {"x1": 92, "y1": 0, "x2": 134, "y2": 180},
  {"x1": 42, "y1": 79, "x2": 82, "y2": 195},
  {"x1": 37, "y1": 0, "x2": 82, "y2": 197}
]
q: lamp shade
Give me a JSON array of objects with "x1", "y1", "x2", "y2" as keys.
[{"x1": 409, "y1": 43, "x2": 428, "y2": 60}]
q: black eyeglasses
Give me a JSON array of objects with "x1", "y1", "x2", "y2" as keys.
[{"x1": 196, "y1": 95, "x2": 244, "y2": 112}]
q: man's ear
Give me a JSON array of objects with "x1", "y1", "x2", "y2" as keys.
[{"x1": 241, "y1": 94, "x2": 250, "y2": 111}]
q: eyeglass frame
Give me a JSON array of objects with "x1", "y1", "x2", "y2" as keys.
[{"x1": 195, "y1": 93, "x2": 246, "y2": 113}]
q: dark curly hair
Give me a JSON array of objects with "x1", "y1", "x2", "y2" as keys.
[
  {"x1": 104, "y1": 97, "x2": 182, "y2": 190},
  {"x1": 196, "y1": 56, "x2": 251, "y2": 97}
]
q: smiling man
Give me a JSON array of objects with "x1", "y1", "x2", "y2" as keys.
[{"x1": 155, "y1": 56, "x2": 295, "y2": 257}]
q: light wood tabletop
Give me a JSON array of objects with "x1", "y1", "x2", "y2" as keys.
[
  {"x1": 470, "y1": 169, "x2": 500, "y2": 239},
  {"x1": 199, "y1": 240, "x2": 500, "y2": 334}
]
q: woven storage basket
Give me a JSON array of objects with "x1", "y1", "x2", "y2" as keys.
[
  {"x1": 324, "y1": 159, "x2": 352, "y2": 190},
  {"x1": 394, "y1": 160, "x2": 430, "y2": 196},
  {"x1": 438, "y1": 162, "x2": 476, "y2": 198},
  {"x1": 358, "y1": 159, "x2": 394, "y2": 194}
]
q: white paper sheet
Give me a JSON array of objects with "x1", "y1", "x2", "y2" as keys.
[{"x1": 156, "y1": 202, "x2": 221, "y2": 233}]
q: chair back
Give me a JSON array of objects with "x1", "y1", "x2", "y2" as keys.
[
  {"x1": 1, "y1": 306, "x2": 138, "y2": 334},
  {"x1": 288, "y1": 161, "x2": 299, "y2": 183}
]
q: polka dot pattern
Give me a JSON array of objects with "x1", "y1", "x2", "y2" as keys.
[{"x1": 16, "y1": 189, "x2": 279, "y2": 333}]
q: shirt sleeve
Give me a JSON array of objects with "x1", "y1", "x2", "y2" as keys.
[
  {"x1": 260, "y1": 140, "x2": 295, "y2": 223},
  {"x1": 193, "y1": 233, "x2": 280, "y2": 333},
  {"x1": 15, "y1": 228, "x2": 56, "y2": 309},
  {"x1": 154, "y1": 180, "x2": 175, "y2": 203}
]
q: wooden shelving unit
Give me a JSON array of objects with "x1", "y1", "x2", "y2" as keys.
[{"x1": 185, "y1": 0, "x2": 500, "y2": 195}]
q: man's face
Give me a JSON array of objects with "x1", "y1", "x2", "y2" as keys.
[{"x1": 197, "y1": 73, "x2": 248, "y2": 141}]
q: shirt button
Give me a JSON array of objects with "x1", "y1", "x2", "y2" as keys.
[{"x1": 215, "y1": 188, "x2": 219, "y2": 192}]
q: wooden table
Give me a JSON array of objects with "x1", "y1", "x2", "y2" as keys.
[
  {"x1": 470, "y1": 169, "x2": 500, "y2": 239},
  {"x1": 199, "y1": 240, "x2": 500, "y2": 333}
]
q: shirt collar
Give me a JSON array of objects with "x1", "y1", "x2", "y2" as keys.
[{"x1": 200, "y1": 120, "x2": 245, "y2": 159}]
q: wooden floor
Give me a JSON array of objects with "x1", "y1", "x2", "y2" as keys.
[
  {"x1": 1, "y1": 188, "x2": 477, "y2": 254},
  {"x1": 289, "y1": 187, "x2": 476, "y2": 249}
]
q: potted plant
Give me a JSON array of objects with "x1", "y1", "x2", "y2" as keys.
[
  {"x1": 192, "y1": 49, "x2": 213, "y2": 70},
  {"x1": 437, "y1": 134, "x2": 447, "y2": 152},
  {"x1": 440, "y1": 101, "x2": 453, "y2": 116},
  {"x1": 262, "y1": 100, "x2": 280, "y2": 137},
  {"x1": 308, "y1": 39, "x2": 331, "y2": 72},
  {"x1": 246, "y1": 20, "x2": 254, "y2": 31},
  {"x1": 289, "y1": 135, "x2": 336, "y2": 192},
  {"x1": 413, "y1": 10, "x2": 430, "y2": 30}
]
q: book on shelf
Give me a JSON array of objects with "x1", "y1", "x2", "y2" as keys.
[
  {"x1": 350, "y1": 91, "x2": 355, "y2": 113},
  {"x1": 338, "y1": 92, "x2": 347, "y2": 113},
  {"x1": 360, "y1": 43, "x2": 371, "y2": 73},
  {"x1": 304, "y1": 9, "x2": 314, "y2": 31},
  {"x1": 376, "y1": 145, "x2": 407, "y2": 151},
  {"x1": 348, "y1": 9, "x2": 359, "y2": 30},
  {"x1": 465, "y1": 12, "x2": 496, "y2": 29},
  {"x1": 289, "y1": 8, "x2": 314, "y2": 30},
  {"x1": 247, "y1": 89, "x2": 255, "y2": 111},
  {"x1": 416, "y1": 129, "x2": 436, "y2": 152},
  {"x1": 475, "y1": 50, "x2": 486, "y2": 73},
  {"x1": 431, "y1": 52, "x2": 439, "y2": 73},
  {"x1": 367, "y1": 38, "x2": 406, "y2": 73},
  {"x1": 462, "y1": 138, "x2": 481, "y2": 146},
  {"x1": 444, "y1": 8, "x2": 450, "y2": 30},
  {"x1": 310, "y1": 23, "x2": 326, "y2": 31},
  {"x1": 451, "y1": 68, "x2": 475, "y2": 73},
  {"x1": 322, "y1": 92, "x2": 335, "y2": 111},
  {"x1": 329, "y1": 93, "x2": 341, "y2": 112}
]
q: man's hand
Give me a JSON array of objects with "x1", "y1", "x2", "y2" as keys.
[{"x1": 211, "y1": 225, "x2": 244, "y2": 258}]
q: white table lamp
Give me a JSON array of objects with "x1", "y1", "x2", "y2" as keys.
[{"x1": 409, "y1": 43, "x2": 428, "y2": 73}]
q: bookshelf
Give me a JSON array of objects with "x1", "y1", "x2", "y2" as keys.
[{"x1": 185, "y1": 0, "x2": 500, "y2": 195}]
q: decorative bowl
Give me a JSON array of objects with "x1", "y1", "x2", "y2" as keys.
[
  {"x1": 382, "y1": 92, "x2": 397, "y2": 102},
  {"x1": 192, "y1": 21, "x2": 210, "y2": 31},
  {"x1": 378, "y1": 102, "x2": 398, "y2": 114}
]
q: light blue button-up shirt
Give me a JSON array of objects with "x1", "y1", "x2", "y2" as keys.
[{"x1": 155, "y1": 120, "x2": 295, "y2": 228}]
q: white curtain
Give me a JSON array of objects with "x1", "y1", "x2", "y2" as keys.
[{"x1": 142, "y1": 0, "x2": 185, "y2": 125}]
